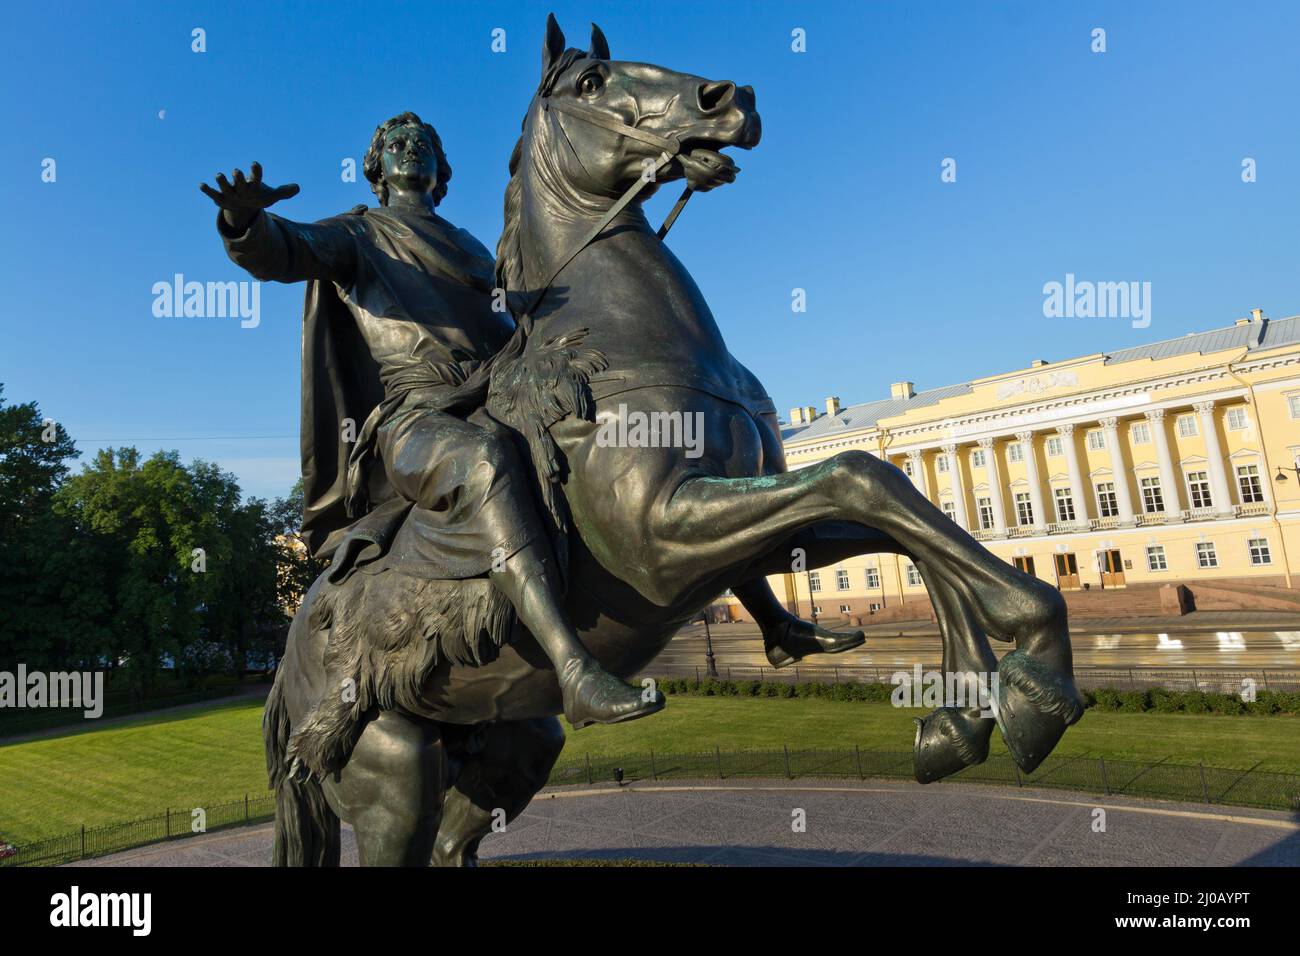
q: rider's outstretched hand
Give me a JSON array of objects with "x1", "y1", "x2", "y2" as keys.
[{"x1": 200, "y1": 162, "x2": 300, "y2": 233}]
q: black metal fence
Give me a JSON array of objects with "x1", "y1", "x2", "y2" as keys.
[
  {"x1": 551, "y1": 748, "x2": 1300, "y2": 814},
  {"x1": 5, "y1": 748, "x2": 1297, "y2": 867},
  {"x1": 1, "y1": 793, "x2": 276, "y2": 868},
  {"x1": 644, "y1": 664, "x2": 1300, "y2": 694}
]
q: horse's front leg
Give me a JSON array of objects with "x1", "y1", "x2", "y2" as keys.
[
  {"x1": 735, "y1": 523, "x2": 997, "y2": 782},
  {"x1": 646, "y1": 453, "x2": 1082, "y2": 773}
]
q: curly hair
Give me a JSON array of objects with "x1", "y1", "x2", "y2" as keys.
[{"x1": 363, "y1": 111, "x2": 451, "y2": 207}]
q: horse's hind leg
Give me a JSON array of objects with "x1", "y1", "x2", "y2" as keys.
[
  {"x1": 647, "y1": 454, "x2": 1082, "y2": 772},
  {"x1": 433, "y1": 717, "x2": 565, "y2": 867},
  {"x1": 321, "y1": 710, "x2": 447, "y2": 866}
]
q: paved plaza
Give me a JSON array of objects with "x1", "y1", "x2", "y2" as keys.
[{"x1": 75, "y1": 779, "x2": 1300, "y2": 867}]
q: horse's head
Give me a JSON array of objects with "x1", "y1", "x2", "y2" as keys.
[{"x1": 527, "y1": 14, "x2": 761, "y2": 202}]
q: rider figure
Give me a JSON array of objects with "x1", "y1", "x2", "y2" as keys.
[{"x1": 203, "y1": 111, "x2": 663, "y2": 728}]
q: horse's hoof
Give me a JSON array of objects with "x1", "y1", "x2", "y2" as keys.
[
  {"x1": 992, "y1": 650, "x2": 1085, "y2": 774},
  {"x1": 764, "y1": 619, "x2": 865, "y2": 668},
  {"x1": 913, "y1": 708, "x2": 993, "y2": 784}
]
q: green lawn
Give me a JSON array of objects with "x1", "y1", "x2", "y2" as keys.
[{"x1": 1, "y1": 694, "x2": 1297, "y2": 845}]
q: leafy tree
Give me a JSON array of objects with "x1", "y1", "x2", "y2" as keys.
[{"x1": 0, "y1": 385, "x2": 83, "y2": 670}]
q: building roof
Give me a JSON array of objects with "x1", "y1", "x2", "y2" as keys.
[{"x1": 780, "y1": 314, "x2": 1300, "y2": 444}]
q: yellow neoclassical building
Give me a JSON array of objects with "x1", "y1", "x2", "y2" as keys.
[{"x1": 728, "y1": 309, "x2": 1300, "y2": 623}]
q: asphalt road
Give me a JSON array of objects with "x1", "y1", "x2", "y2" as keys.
[{"x1": 663, "y1": 620, "x2": 1300, "y2": 672}]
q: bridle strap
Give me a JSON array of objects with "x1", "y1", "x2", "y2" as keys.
[{"x1": 518, "y1": 96, "x2": 698, "y2": 329}]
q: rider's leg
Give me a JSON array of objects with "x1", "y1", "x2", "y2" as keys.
[
  {"x1": 487, "y1": 537, "x2": 664, "y2": 727},
  {"x1": 380, "y1": 406, "x2": 662, "y2": 728}
]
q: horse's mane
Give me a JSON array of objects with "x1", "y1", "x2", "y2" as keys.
[
  {"x1": 495, "y1": 46, "x2": 592, "y2": 313},
  {"x1": 494, "y1": 132, "x2": 526, "y2": 310}
]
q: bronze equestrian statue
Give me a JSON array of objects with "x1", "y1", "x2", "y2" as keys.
[{"x1": 208, "y1": 14, "x2": 1082, "y2": 866}]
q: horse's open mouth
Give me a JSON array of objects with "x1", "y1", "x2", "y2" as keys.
[{"x1": 676, "y1": 146, "x2": 740, "y2": 192}]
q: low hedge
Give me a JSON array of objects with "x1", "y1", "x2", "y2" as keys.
[{"x1": 651, "y1": 677, "x2": 1300, "y2": 716}]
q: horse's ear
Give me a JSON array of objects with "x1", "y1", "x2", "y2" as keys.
[
  {"x1": 542, "y1": 13, "x2": 566, "y2": 75},
  {"x1": 589, "y1": 23, "x2": 610, "y2": 60}
]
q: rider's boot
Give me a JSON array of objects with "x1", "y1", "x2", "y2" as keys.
[
  {"x1": 490, "y1": 545, "x2": 665, "y2": 729},
  {"x1": 762, "y1": 614, "x2": 865, "y2": 668},
  {"x1": 733, "y1": 578, "x2": 865, "y2": 668}
]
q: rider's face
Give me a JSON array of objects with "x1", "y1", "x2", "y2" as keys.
[{"x1": 380, "y1": 125, "x2": 437, "y2": 198}]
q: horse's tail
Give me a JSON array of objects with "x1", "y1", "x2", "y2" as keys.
[{"x1": 264, "y1": 668, "x2": 340, "y2": 867}]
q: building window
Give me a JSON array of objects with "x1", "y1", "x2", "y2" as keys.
[
  {"x1": 1131, "y1": 422, "x2": 1151, "y2": 444},
  {"x1": 1140, "y1": 477, "x2": 1164, "y2": 513},
  {"x1": 976, "y1": 497, "x2": 995, "y2": 530},
  {"x1": 1196, "y1": 542, "x2": 1218, "y2": 569},
  {"x1": 1236, "y1": 464, "x2": 1264, "y2": 503},
  {"x1": 836, "y1": 569, "x2": 850, "y2": 591},
  {"x1": 1288, "y1": 395, "x2": 1300, "y2": 419},
  {"x1": 1096, "y1": 482, "x2": 1118, "y2": 518},
  {"x1": 1146, "y1": 545, "x2": 1168, "y2": 571},
  {"x1": 905, "y1": 564, "x2": 922, "y2": 587},
  {"x1": 808, "y1": 571, "x2": 821, "y2": 592},
  {"x1": 1176, "y1": 414, "x2": 1198, "y2": 438},
  {"x1": 971, "y1": 449, "x2": 986, "y2": 468},
  {"x1": 936, "y1": 455, "x2": 949, "y2": 474},
  {"x1": 839, "y1": 604, "x2": 851, "y2": 613},
  {"x1": 1226, "y1": 407, "x2": 1249, "y2": 431},
  {"x1": 1015, "y1": 492, "x2": 1034, "y2": 526},
  {"x1": 941, "y1": 501, "x2": 956, "y2": 522},
  {"x1": 1046, "y1": 436, "x2": 1063, "y2": 457},
  {"x1": 865, "y1": 567, "x2": 881, "y2": 589},
  {"x1": 868, "y1": 602, "x2": 882, "y2": 613},
  {"x1": 1186, "y1": 471, "x2": 1213, "y2": 510},
  {"x1": 1249, "y1": 538, "x2": 1272, "y2": 566},
  {"x1": 1087, "y1": 430, "x2": 1105, "y2": 451},
  {"x1": 1008, "y1": 443, "x2": 1024, "y2": 463},
  {"x1": 902, "y1": 458, "x2": 913, "y2": 477},
  {"x1": 1053, "y1": 488, "x2": 1076, "y2": 523},
  {"x1": 813, "y1": 605, "x2": 822, "y2": 615}
]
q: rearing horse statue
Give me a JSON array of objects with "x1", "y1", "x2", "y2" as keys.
[{"x1": 264, "y1": 14, "x2": 1083, "y2": 866}]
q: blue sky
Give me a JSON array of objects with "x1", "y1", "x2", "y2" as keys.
[{"x1": 3, "y1": 1, "x2": 1299, "y2": 500}]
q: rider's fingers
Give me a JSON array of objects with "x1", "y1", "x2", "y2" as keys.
[
  {"x1": 232, "y1": 168, "x2": 247, "y2": 187},
  {"x1": 215, "y1": 172, "x2": 232, "y2": 192},
  {"x1": 250, "y1": 161, "x2": 263, "y2": 183},
  {"x1": 199, "y1": 183, "x2": 223, "y2": 202},
  {"x1": 272, "y1": 183, "x2": 301, "y2": 201}
]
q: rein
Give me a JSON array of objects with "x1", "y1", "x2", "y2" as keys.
[{"x1": 516, "y1": 95, "x2": 695, "y2": 330}]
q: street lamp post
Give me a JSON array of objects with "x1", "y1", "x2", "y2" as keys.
[
  {"x1": 701, "y1": 610, "x2": 718, "y2": 678},
  {"x1": 805, "y1": 569, "x2": 818, "y2": 625}
]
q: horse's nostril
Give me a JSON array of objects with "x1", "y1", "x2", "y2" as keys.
[{"x1": 698, "y1": 80, "x2": 736, "y2": 112}]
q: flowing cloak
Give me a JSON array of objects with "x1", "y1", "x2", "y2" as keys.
[{"x1": 219, "y1": 204, "x2": 518, "y2": 568}]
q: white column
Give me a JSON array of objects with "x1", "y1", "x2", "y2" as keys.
[
  {"x1": 906, "y1": 449, "x2": 930, "y2": 501},
  {"x1": 978, "y1": 437, "x2": 1007, "y2": 534},
  {"x1": 1098, "y1": 416, "x2": 1135, "y2": 523},
  {"x1": 942, "y1": 442, "x2": 970, "y2": 531},
  {"x1": 1145, "y1": 408, "x2": 1183, "y2": 514},
  {"x1": 1194, "y1": 401, "x2": 1234, "y2": 513},
  {"x1": 1056, "y1": 423, "x2": 1089, "y2": 526},
  {"x1": 1014, "y1": 430, "x2": 1047, "y2": 530}
]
